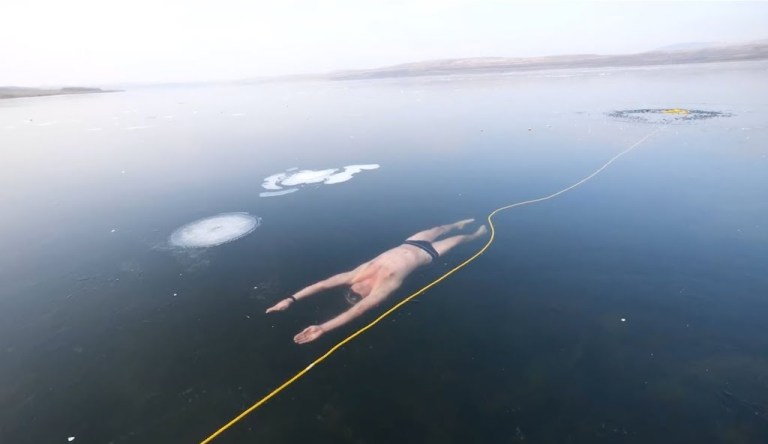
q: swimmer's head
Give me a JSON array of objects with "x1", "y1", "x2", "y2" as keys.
[
  {"x1": 345, "y1": 280, "x2": 372, "y2": 305},
  {"x1": 350, "y1": 281, "x2": 372, "y2": 298},
  {"x1": 344, "y1": 288, "x2": 363, "y2": 305}
]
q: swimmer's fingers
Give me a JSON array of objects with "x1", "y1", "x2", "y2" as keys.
[
  {"x1": 294, "y1": 325, "x2": 323, "y2": 344},
  {"x1": 293, "y1": 327, "x2": 312, "y2": 343},
  {"x1": 266, "y1": 298, "x2": 292, "y2": 313}
]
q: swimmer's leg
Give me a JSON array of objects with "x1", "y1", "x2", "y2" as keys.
[
  {"x1": 407, "y1": 219, "x2": 475, "y2": 242},
  {"x1": 432, "y1": 225, "x2": 488, "y2": 257}
]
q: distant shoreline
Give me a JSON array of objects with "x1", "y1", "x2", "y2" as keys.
[
  {"x1": 325, "y1": 41, "x2": 768, "y2": 81},
  {"x1": 0, "y1": 87, "x2": 117, "y2": 100}
]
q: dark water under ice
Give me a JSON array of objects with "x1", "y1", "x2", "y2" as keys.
[{"x1": 1, "y1": 61, "x2": 767, "y2": 443}]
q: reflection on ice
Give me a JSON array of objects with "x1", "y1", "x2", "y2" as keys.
[
  {"x1": 260, "y1": 189, "x2": 299, "y2": 198},
  {"x1": 169, "y1": 213, "x2": 260, "y2": 248}
]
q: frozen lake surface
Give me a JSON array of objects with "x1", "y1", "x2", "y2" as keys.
[{"x1": 1, "y1": 61, "x2": 767, "y2": 443}]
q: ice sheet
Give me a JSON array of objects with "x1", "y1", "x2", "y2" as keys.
[{"x1": 169, "y1": 213, "x2": 260, "y2": 248}]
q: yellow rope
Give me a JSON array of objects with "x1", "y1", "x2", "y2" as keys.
[
  {"x1": 662, "y1": 108, "x2": 690, "y2": 115},
  {"x1": 199, "y1": 127, "x2": 662, "y2": 443}
]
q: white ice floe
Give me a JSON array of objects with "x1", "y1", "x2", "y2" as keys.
[
  {"x1": 325, "y1": 164, "x2": 380, "y2": 184},
  {"x1": 281, "y1": 169, "x2": 338, "y2": 186},
  {"x1": 169, "y1": 213, "x2": 260, "y2": 248},
  {"x1": 126, "y1": 125, "x2": 151, "y2": 130},
  {"x1": 68, "y1": 437, "x2": 75, "y2": 442},
  {"x1": 260, "y1": 164, "x2": 379, "y2": 197},
  {"x1": 262, "y1": 173, "x2": 288, "y2": 190}
]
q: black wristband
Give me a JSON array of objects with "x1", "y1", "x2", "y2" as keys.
[{"x1": 288, "y1": 296, "x2": 297, "y2": 303}]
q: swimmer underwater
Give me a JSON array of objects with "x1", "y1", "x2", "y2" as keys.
[{"x1": 266, "y1": 219, "x2": 487, "y2": 344}]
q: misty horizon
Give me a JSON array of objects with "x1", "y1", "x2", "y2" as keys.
[
  {"x1": 6, "y1": 37, "x2": 768, "y2": 89},
  {"x1": 2, "y1": 1, "x2": 767, "y2": 87}
]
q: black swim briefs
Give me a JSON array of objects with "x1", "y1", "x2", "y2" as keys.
[{"x1": 403, "y1": 239, "x2": 439, "y2": 261}]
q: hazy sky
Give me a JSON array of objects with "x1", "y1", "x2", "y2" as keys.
[{"x1": 1, "y1": 0, "x2": 766, "y2": 86}]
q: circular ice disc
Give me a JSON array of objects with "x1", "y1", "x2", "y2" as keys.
[
  {"x1": 608, "y1": 108, "x2": 732, "y2": 124},
  {"x1": 170, "y1": 213, "x2": 260, "y2": 248}
]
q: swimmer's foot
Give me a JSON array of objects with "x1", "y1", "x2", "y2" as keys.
[
  {"x1": 451, "y1": 218, "x2": 475, "y2": 230},
  {"x1": 470, "y1": 225, "x2": 488, "y2": 240}
]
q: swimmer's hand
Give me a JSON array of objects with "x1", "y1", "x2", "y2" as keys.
[
  {"x1": 266, "y1": 298, "x2": 293, "y2": 313},
  {"x1": 294, "y1": 325, "x2": 324, "y2": 344}
]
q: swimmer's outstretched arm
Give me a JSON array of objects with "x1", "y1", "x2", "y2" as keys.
[
  {"x1": 294, "y1": 281, "x2": 400, "y2": 344},
  {"x1": 266, "y1": 271, "x2": 354, "y2": 313}
]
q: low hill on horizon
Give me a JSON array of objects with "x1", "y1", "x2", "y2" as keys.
[
  {"x1": 0, "y1": 86, "x2": 112, "y2": 100},
  {"x1": 324, "y1": 40, "x2": 768, "y2": 81}
]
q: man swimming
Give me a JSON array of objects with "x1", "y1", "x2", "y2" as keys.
[{"x1": 266, "y1": 219, "x2": 487, "y2": 344}]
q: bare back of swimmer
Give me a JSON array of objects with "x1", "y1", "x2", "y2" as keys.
[{"x1": 266, "y1": 219, "x2": 487, "y2": 344}]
